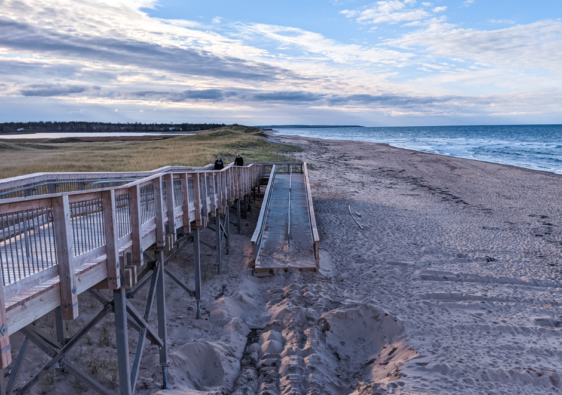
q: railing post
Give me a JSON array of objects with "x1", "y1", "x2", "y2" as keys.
[
  {"x1": 129, "y1": 185, "x2": 143, "y2": 266},
  {"x1": 153, "y1": 177, "x2": 165, "y2": 248},
  {"x1": 192, "y1": 174, "x2": 202, "y2": 227},
  {"x1": 101, "y1": 190, "x2": 121, "y2": 289},
  {"x1": 216, "y1": 172, "x2": 223, "y2": 214},
  {"x1": 164, "y1": 174, "x2": 175, "y2": 238},
  {"x1": 199, "y1": 173, "x2": 208, "y2": 226},
  {"x1": 0, "y1": 273, "x2": 12, "y2": 369},
  {"x1": 180, "y1": 173, "x2": 191, "y2": 233},
  {"x1": 226, "y1": 168, "x2": 233, "y2": 205},
  {"x1": 52, "y1": 195, "x2": 79, "y2": 320}
]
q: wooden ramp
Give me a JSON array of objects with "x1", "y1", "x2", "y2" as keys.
[{"x1": 252, "y1": 164, "x2": 319, "y2": 273}]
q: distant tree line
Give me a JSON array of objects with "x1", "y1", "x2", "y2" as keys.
[{"x1": 0, "y1": 122, "x2": 225, "y2": 133}]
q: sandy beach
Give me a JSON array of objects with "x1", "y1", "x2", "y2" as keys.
[{"x1": 14, "y1": 134, "x2": 562, "y2": 395}]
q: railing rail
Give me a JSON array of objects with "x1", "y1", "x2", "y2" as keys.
[
  {"x1": 251, "y1": 165, "x2": 277, "y2": 264},
  {"x1": 303, "y1": 162, "x2": 320, "y2": 267}
]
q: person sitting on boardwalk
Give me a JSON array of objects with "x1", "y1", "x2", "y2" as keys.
[
  {"x1": 214, "y1": 156, "x2": 224, "y2": 170},
  {"x1": 235, "y1": 154, "x2": 244, "y2": 166}
]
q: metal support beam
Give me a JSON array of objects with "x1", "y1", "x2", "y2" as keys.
[
  {"x1": 236, "y1": 199, "x2": 241, "y2": 234},
  {"x1": 131, "y1": 261, "x2": 160, "y2": 390},
  {"x1": 114, "y1": 289, "x2": 132, "y2": 395},
  {"x1": 243, "y1": 195, "x2": 249, "y2": 219},
  {"x1": 193, "y1": 228, "x2": 202, "y2": 317},
  {"x1": 18, "y1": 303, "x2": 112, "y2": 395},
  {"x1": 200, "y1": 240, "x2": 216, "y2": 251},
  {"x1": 216, "y1": 216, "x2": 222, "y2": 274},
  {"x1": 165, "y1": 269, "x2": 195, "y2": 297},
  {"x1": 5, "y1": 338, "x2": 28, "y2": 395},
  {"x1": 225, "y1": 211, "x2": 230, "y2": 254},
  {"x1": 54, "y1": 307, "x2": 66, "y2": 347},
  {"x1": 156, "y1": 250, "x2": 168, "y2": 390}
]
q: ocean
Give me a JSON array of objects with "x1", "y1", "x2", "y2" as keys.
[{"x1": 273, "y1": 125, "x2": 562, "y2": 175}]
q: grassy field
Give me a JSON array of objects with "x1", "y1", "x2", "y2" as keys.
[{"x1": 0, "y1": 126, "x2": 300, "y2": 178}]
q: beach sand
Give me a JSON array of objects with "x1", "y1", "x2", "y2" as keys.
[{"x1": 14, "y1": 135, "x2": 562, "y2": 394}]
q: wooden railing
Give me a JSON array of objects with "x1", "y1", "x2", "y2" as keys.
[
  {"x1": 303, "y1": 162, "x2": 320, "y2": 267},
  {"x1": 0, "y1": 162, "x2": 265, "y2": 368},
  {"x1": 0, "y1": 165, "x2": 215, "y2": 199},
  {"x1": 251, "y1": 165, "x2": 277, "y2": 264}
]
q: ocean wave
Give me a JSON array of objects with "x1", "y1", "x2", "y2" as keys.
[{"x1": 276, "y1": 125, "x2": 562, "y2": 174}]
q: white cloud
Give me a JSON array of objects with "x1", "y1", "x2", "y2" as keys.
[
  {"x1": 388, "y1": 20, "x2": 562, "y2": 72},
  {"x1": 0, "y1": 0, "x2": 560, "y2": 122},
  {"x1": 212, "y1": 16, "x2": 222, "y2": 24},
  {"x1": 238, "y1": 23, "x2": 413, "y2": 65},
  {"x1": 489, "y1": 19, "x2": 515, "y2": 24},
  {"x1": 462, "y1": 0, "x2": 474, "y2": 7},
  {"x1": 341, "y1": 0, "x2": 430, "y2": 25}
]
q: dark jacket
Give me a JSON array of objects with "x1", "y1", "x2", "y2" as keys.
[
  {"x1": 235, "y1": 157, "x2": 244, "y2": 166},
  {"x1": 214, "y1": 159, "x2": 224, "y2": 170}
]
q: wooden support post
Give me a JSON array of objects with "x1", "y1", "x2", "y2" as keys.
[
  {"x1": 216, "y1": 172, "x2": 224, "y2": 215},
  {"x1": 164, "y1": 174, "x2": 175, "y2": 238},
  {"x1": 199, "y1": 173, "x2": 208, "y2": 227},
  {"x1": 220, "y1": 170, "x2": 226, "y2": 207},
  {"x1": 153, "y1": 177, "x2": 165, "y2": 248},
  {"x1": 236, "y1": 167, "x2": 242, "y2": 200},
  {"x1": 207, "y1": 171, "x2": 217, "y2": 217},
  {"x1": 191, "y1": 174, "x2": 202, "y2": 227},
  {"x1": 180, "y1": 173, "x2": 191, "y2": 233},
  {"x1": 226, "y1": 168, "x2": 233, "y2": 204},
  {"x1": 52, "y1": 195, "x2": 79, "y2": 320},
  {"x1": 102, "y1": 190, "x2": 121, "y2": 289},
  {"x1": 129, "y1": 185, "x2": 143, "y2": 266},
  {"x1": 0, "y1": 272, "x2": 12, "y2": 369}
]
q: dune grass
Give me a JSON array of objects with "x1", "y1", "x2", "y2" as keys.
[{"x1": 0, "y1": 126, "x2": 300, "y2": 179}]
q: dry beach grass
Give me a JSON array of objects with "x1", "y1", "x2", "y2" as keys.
[{"x1": 0, "y1": 125, "x2": 300, "y2": 178}]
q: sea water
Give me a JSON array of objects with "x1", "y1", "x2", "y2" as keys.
[{"x1": 274, "y1": 125, "x2": 562, "y2": 175}]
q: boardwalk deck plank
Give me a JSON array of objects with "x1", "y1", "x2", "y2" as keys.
[{"x1": 256, "y1": 174, "x2": 316, "y2": 271}]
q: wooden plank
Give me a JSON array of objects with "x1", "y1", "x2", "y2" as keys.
[
  {"x1": 0, "y1": 272, "x2": 12, "y2": 368},
  {"x1": 153, "y1": 176, "x2": 165, "y2": 247},
  {"x1": 0, "y1": 198, "x2": 52, "y2": 215},
  {"x1": 129, "y1": 185, "x2": 143, "y2": 266},
  {"x1": 68, "y1": 191, "x2": 102, "y2": 203},
  {"x1": 101, "y1": 190, "x2": 121, "y2": 289},
  {"x1": 3, "y1": 265, "x2": 59, "y2": 300},
  {"x1": 52, "y1": 195, "x2": 79, "y2": 319},
  {"x1": 180, "y1": 173, "x2": 191, "y2": 233}
]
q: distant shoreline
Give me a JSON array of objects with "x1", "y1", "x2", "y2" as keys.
[{"x1": 270, "y1": 130, "x2": 562, "y2": 179}]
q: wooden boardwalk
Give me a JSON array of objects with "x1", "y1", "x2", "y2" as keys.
[
  {"x1": 0, "y1": 161, "x2": 318, "y2": 395},
  {"x1": 253, "y1": 166, "x2": 319, "y2": 273}
]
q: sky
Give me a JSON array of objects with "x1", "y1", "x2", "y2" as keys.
[{"x1": 0, "y1": 0, "x2": 561, "y2": 126}]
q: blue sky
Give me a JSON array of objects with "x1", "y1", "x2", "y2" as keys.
[{"x1": 0, "y1": 0, "x2": 561, "y2": 126}]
